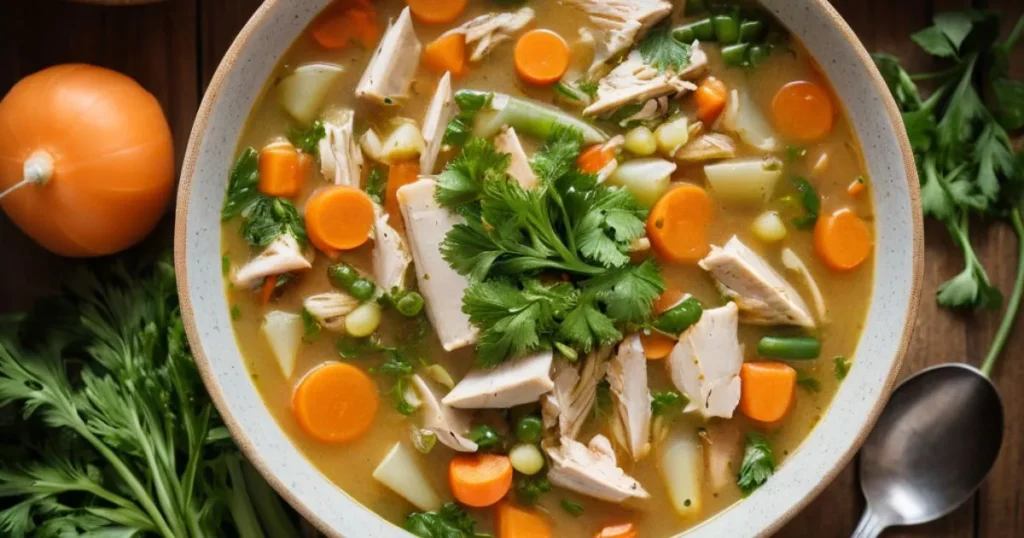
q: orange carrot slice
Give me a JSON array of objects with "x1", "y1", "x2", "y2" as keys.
[
  {"x1": 259, "y1": 274, "x2": 278, "y2": 305},
  {"x1": 305, "y1": 186, "x2": 375, "y2": 253},
  {"x1": 771, "y1": 80, "x2": 835, "y2": 142},
  {"x1": 694, "y1": 77, "x2": 729, "y2": 124},
  {"x1": 258, "y1": 142, "x2": 306, "y2": 198},
  {"x1": 595, "y1": 523, "x2": 638, "y2": 538},
  {"x1": 293, "y1": 362, "x2": 380, "y2": 443},
  {"x1": 449, "y1": 454, "x2": 514, "y2": 508},
  {"x1": 496, "y1": 502, "x2": 552, "y2": 538},
  {"x1": 311, "y1": 1, "x2": 380, "y2": 50},
  {"x1": 814, "y1": 208, "x2": 872, "y2": 271},
  {"x1": 406, "y1": 0, "x2": 468, "y2": 24},
  {"x1": 578, "y1": 143, "x2": 616, "y2": 174},
  {"x1": 847, "y1": 177, "x2": 867, "y2": 197},
  {"x1": 514, "y1": 30, "x2": 571, "y2": 86},
  {"x1": 386, "y1": 161, "x2": 420, "y2": 229},
  {"x1": 423, "y1": 33, "x2": 468, "y2": 77},
  {"x1": 646, "y1": 184, "x2": 714, "y2": 264},
  {"x1": 739, "y1": 362, "x2": 797, "y2": 423},
  {"x1": 641, "y1": 286, "x2": 685, "y2": 360}
]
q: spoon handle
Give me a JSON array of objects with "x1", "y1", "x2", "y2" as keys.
[{"x1": 851, "y1": 509, "x2": 887, "y2": 538}]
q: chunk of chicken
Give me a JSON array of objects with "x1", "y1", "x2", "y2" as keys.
[
  {"x1": 443, "y1": 351, "x2": 554, "y2": 409},
  {"x1": 410, "y1": 374, "x2": 478, "y2": 453},
  {"x1": 397, "y1": 179, "x2": 479, "y2": 351},
  {"x1": 303, "y1": 292, "x2": 359, "y2": 333},
  {"x1": 319, "y1": 109, "x2": 362, "y2": 187},
  {"x1": 372, "y1": 205, "x2": 412, "y2": 292},
  {"x1": 666, "y1": 302, "x2": 743, "y2": 419},
  {"x1": 545, "y1": 434, "x2": 650, "y2": 503},
  {"x1": 542, "y1": 347, "x2": 611, "y2": 440},
  {"x1": 231, "y1": 234, "x2": 312, "y2": 288},
  {"x1": 442, "y1": 7, "x2": 535, "y2": 62},
  {"x1": 674, "y1": 133, "x2": 738, "y2": 164},
  {"x1": 699, "y1": 236, "x2": 816, "y2": 328},
  {"x1": 608, "y1": 335, "x2": 651, "y2": 461},
  {"x1": 356, "y1": 7, "x2": 421, "y2": 105},
  {"x1": 420, "y1": 72, "x2": 456, "y2": 175},
  {"x1": 701, "y1": 420, "x2": 744, "y2": 495},
  {"x1": 493, "y1": 127, "x2": 538, "y2": 190},
  {"x1": 564, "y1": 0, "x2": 673, "y2": 79},
  {"x1": 584, "y1": 46, "x2": 708, "y2": 117},
  {"x1": 781, "y1": 247, "x2": 829, "y2": 324}
]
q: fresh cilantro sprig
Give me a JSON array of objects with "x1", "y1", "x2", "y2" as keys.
[
  {"x1": 737, "y1": 434, "x2": 776, "y2": 496},
  {"x1": 288, "y1": 120, "x2": 326, "y2": 155},
  {"x1": 222, "y1": 148, "x2": 307, "y2": 248},
  {"x1": 405, "y1": 502, "x2": 492, "y2": 538},
  {"x1": 874, "y1": 11, "x2": 1024, "y2": 376}
]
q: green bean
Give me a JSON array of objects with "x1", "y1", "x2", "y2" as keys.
[
  {"x1": 686, "y1": 18, "x2": 717, "y2": 42},
  {"x1": 673, "y1": 25, "x2": 696, "y2": 45},
  {"x1": 515, "y1": 416, "x2": 543, "y2": 444},
  {"x1": 722, "y1": 43, "x2": 751, "y2": 66},
  {"x1": 328, "y1": 263, "x2": 358, "y2": 289},
  {"x1": 654, "y1": 297, "x2": 704, "y2": 335},
  {"x1": 740, "y1": 20, "x2": 765, "y2": 42},
  {"x1": 756, "y1": 336, "x2": 822, "y2": 360},
  {"x1": 713, "y1": 15, "x2": 741, "y2": 44},
  {"x1": 748, "y1": 44, "x2": 772, "y2": 66}
]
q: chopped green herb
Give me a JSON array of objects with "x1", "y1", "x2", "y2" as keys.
[
  {"x1": 515, "y1": 474, "x2": 552, "y2": 506},
  {"x1": 222, "y1": 255, "x2": 231, "y2": 276},
  {"x1": 785, "y1": 145, "x2": 808, "y2": 162},
  {"x1": 405, "y1": 502, "x2": 490, "y2": 538},
  {"x1": 560, "y1": 499, "x2": 584, "y2": 517},
  {"x1": 637, "y1": 20, "x2": 692, "y2": 73},
  {"x1": 737, "y1": 434, "x2": 776, "y2": 495},
  {"x1": 651, "y1": 390, "x2": 687, "y2": 416},
  {"x1": 578, "y1": 81, "x2": 599, "y2": 97},
  {"x1": 231, "y1": 304, "x2": 242, "y2": 320},
  {"x1": 288, "y1": 120, "x2": 326, "y2": 155},
  {"x1": 790, "y1": 177, "x2": 820, "y2": 229},
  {"x1": 834, "y1": 356, "x2": 852, "y2": 380},
  {"x1": 222, "y1": 148, "x2": 308, "y2": 248},
  {"x1": 366, "y1": 165, "x2": 388, "y2": 205},
  {"x1": 445, "y1": 90, "x2": 494, "y2": 146},
  {"x1": 301, "y1": 308, "x2": 321, "y2": 343},
  {"x1": 336, "y1": 334, "x2": 389, "y2": 359},
  {"x1": 796, "y1": 374, "x2": 822, "y2": 393}
]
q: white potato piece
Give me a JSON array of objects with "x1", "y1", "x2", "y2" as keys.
[
  {"x1": 372, "y1": 442, "x2": 442, "y2": 511},
  {"x1": 704, "y1": 158, "x2": 782, "y2": 208},
  {"x1": 655, "y1": 116, "x2": 690, "y2": 157},
  {"x1": 277, "y1": 63, "x2": 344, "y2": 125},
  {"x1": 720, "y1": 89, "x2": 778, "y2": 152},
  {"x1": 261, "y1": 311, "x2": 304, "y2": 379},
  {"x1": 660, "y1": 428, "x2": 704, "y2": 518},
  {"x1": 607, "y1": 158, "x2": 676, "y2": 207},
  {"x1": 751, "y1": 211, "x2": 787, "y2": 243},
  {"x1": 381, "y1": 121, "x2": 426, "y2": 163}
]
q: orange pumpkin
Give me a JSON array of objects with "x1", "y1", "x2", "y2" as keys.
[{"x1": 0, "y1": 64, "x2": 174, "y2": 257}]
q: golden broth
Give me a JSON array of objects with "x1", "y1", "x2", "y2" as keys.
[{"x1": 222, "y1": 1, "x2": 875, "y2": 536}]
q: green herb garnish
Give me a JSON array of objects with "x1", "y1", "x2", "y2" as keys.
[
  {"x1": 223, "y1": 148, "x2": 307, "y2": 248},
  {"x1": 288, "y1": 120, "x2": 326, "y2": 155},
  {"x1": 366, "y1": 165, "x2": 388, "y2": 205},
  {"x1": 651, "y1": 390, "x2": 687, "y2": 416},
  {"x1": 638, "y1": 20, "x2": 692, "y2": 73},
  {"x1": 560, "y1": 499, "x2": 585, "y2": 517},
  {"x1": 737, "y1": 434, "x2": 776, "y2": 496},
  {"x1": 405, "y1": 502, "x2": 491, "y2": 538},
  {"x1": 834, "y1": 356, "x2": 852, "y2": 381}
]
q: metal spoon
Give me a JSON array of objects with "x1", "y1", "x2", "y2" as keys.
[{"x1": 851, "y1": 363, "x2": 1004, "y2": 538}]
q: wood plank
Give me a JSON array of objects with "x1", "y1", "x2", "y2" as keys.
[
  {"x1": 198, "y1": 0, "x2": 265, "y2": 88},
  {"x1": 973, "y1": 1, "x2": 1024, "y2": 535},
  {"x1": 0, "y1": 0, "x2": 198, "y2": 312}
]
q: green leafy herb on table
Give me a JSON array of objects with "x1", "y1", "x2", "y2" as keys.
[
  {"x1": 0, "y1": 258, "x2": 300, "y2": 538},
  {"x1": 405, "y1": 502, "x2": 493, "y2": 538},
  {"x1": 737, "y1": 434, "x2": 776, "y2": 496},
  {"x1": 874, "y1": 11, "x2": 1024, "y2": 375},
  {"x1": 438, "y1": 127, "x2": 665, "y2": 365},
  {"x1": 223, "y1": 148, "x2": 308, "y2": 248}
]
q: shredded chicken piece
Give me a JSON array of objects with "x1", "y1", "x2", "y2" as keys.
[
  {"x1": 443, "y1": 351, "x2": 554, "y2": 409},
  {"x1": 674, "y1": 133, "x2": 738, "y2": 163},
  {"x1": 564, "y1": 0, "x2": 673, "y2": 79},
  {"x1": 356, "y1": 7, "x2": 421, "y2": 105},
  {"x1": 231, "y1": 234, "x2": 312, "y2": 288},
  {"x1": 584, "y1": 46, "x2": 708, "y2": 117},
  {"x1": 545, "y1": 434, "x2": 650, "y2": 503},
  {"x1": 666, "y1": 303, "x2": 743, "y2": 419},
  {"x1": 410, "y1": 375, "x2": 478, "y2": 453},
  {"x1": 372, "y1": 204, "x2": 412, "y2": 292},
  {"x1": 494, "y1": 127, "x2": 538, "y2": 190},
  {"x1": 420, "y1": 73, "x2": 456, "y2": 175},
  {"x1": 303, "y1": 292, "x2": 359, "y2": 333},
  {"x1": 781, "y1": 247, "x2": 829, "y2": 324},
  {"x1": 542, "y1": 348, "x2": 610, "y2": 440},
  {"x1": 442, "y1": 7, "x2": 535, "y2": 62},
  {"x1": 319, "y1": 109, "x2": 362, "y2": 187},
  {"x1": 607, "y1": 335, "x2": 652, "y2": 461}
]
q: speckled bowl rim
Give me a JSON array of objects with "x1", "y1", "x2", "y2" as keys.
[{"x1": 174, "y1": 1, "x2": 923, "y2": 536}]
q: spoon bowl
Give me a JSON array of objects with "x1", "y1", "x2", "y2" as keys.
[{"x1": 853, "y1": 363, "x2": 1004, "y2": 537}]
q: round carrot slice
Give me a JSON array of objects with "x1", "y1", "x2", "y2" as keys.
[
  {"x1": 771, "y1": 80, "x2": 835, "y2": 142},
  {"x1": 305, "y1": 186, "x2": 375, "y2": 253},
  {"x1": 646, "y1": 184, "x2": 714, "y2": 264},
  {"x1": 293, "y1": 362, "x2": 380, "y2": 443},
  {"x1": 595, "y1": 523, "x2": 638, "y2": 538},
  {"x1": 449, "y1": 453, "x2": 514, "y2": 507},
  {"x1": 641, "y1": 332, "x2": 676, "y2": 360},
  {"x1": 514, "y1": 30, "x2": 571, "y2": 86},
  {"x1": 814, "y1": 208, "x2": 872, "y2": 271},
  {"x1": 406, "y1": 0, "x2": 468, "y2": 24}
]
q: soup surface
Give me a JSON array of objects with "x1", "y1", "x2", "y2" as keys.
[{"x1": 221, "y1": 1, "x2": 875, "y2": 536}]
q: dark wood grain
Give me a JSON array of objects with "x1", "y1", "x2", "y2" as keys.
[{"x1": 0, "y1": 1, "x2": 1021, "y2": 537}]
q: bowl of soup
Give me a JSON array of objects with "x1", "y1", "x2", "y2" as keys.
[{"x1": 175, "y1": 0, "x2": 922, "y2": 536}]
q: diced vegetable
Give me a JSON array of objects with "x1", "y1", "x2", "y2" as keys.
[
  {"x1": 467, "y1": 425, "x2": 502, "y2": 449},
  {"x1": 303, "y1": 292, "x2": 360, "y2": 333},
  {"x1": 386, "y1": 161, "x2": 421, "y2": 229},
  {"x1": 848, "y1": 177, "x2": 867, "y2": 197},
  {"x1": 695, "y1": 77, "x2": 729, "y2": 125},
  {"x1": 751, "y1": 211, "x2": 788, "y2": 242},
  {"x1": 748, "y1": 44, "x2": 772, "y2": 66},
  {"x1": 373, "y1": 442, "x2": 443, "y2": 511},
  {"x1": 509, "y1": 444, "x2": 545, "y2": 476},
  {"x1": 305, "y1": 186, "x2": 375, "y2": 254},
  {"x1": 423, "y1": 33, "x2": 468, "y2": 77},
  {"x1": 448, "y1": 454, "x2": 514, "y2": 507},
  {"x1": 712, "y1": 14, "x2": 741, "y2": 44},
  {"x1": 704, "y1": 158, "x2": 783, "y2": 207},
  {"x1": 655, "y1": 117, "x2": 690, "y2": 157},
  {"x1": 720, "y1": 89, "x2": 779, "y2": 152},
  {"x1": 814, "y1": 208, "x2": 873, "y2": 271},
  {"x1": 674, "y1": 18, "x2": 715, "y2": 44},
  {"x1": 739, "y1": 362, "x2": 797, "y2": 423},
  {"x1": 757, "y1": 336, "x2": 822, "y2": 359},
  {"x1": 578, "y1": 142, "x2": 618, "y2": 174},
  {"x1": 595, "y1": 523, "x2": 638, "y2": 538},
  {"x1": 515, "y1": 30, "x2": 571, "y2": 86},
  {"x1": 258, "y1": 141, "x2": 309, "y2": 198},
  {"x1": 261, "y1": 310, "x2": 304, "y2": 378},
  {"x1": 740, "y1": 20, "x2": 765, "y2": 42},
  {"x1": 259, "y1": 275, "x2": 279, "y2": 305},
  {"x1": 813, "y1": 152, "x2": 831, "y2": 177},
  {"x1": 409, "y1": 425, "x2": 439, "y2": 454},
  {"x1": 660, "y1": 429, "x2": 704, "y2": 518},
  {"x1": 311, "y1": 1, "x2": 380, "y2": 50},
  {"x1": 349, "y1": 278, "x2": 376, "y2": 301},
  {"x1": 381, "y1": 121, "x2": 426, "y2": 163},
  {"x1": 470, "y1": 92, "x2": 607, "y2": 144},
  {"x1": 607, "y1": 158, "x2": 676, "y2": 207},
  {"x1": 496, "y1": 502, "x2": 552, "y2": 538},
  {"x1": 653, "y1": 297, "x2": 703, "y2": 334},
  {"x1": 772, "y1": 81, "x2": 835, "y2": 142},
  {"x1": 647, "y1": 184, "x2": 714, "y2": 264},
  {"x1": 406, "y1": 0, "x2": 468, "y2": 24},
  {"x1": 345, "y1": 302, "x2": 383, "y2": 337},
  {"x1": 722, "y1": 44, "x2": 750, "y2": 66},
  {"x1": 294, "y1": 362, "x2": 379, "y2": 443},
  {"x1": 624, "y1": 126, "x2": 657, "y2": 156},
  {"x1": 424, "y1": 364, "x2": 456, "y2": 389},
  {"x1": 277, "y1": 63, "x2": 344, "y2": 125}
]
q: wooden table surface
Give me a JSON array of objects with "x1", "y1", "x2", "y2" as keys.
[{"x1": 2, "y1": 1, "x2": 1022, "y2": 536}]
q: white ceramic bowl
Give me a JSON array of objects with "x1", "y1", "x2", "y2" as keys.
[{"x1": 175, "y1": 1, "x2": 923, "y2": 536}]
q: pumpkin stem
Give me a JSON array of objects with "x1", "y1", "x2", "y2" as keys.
[{"x1": 0, "y1": 150, "x2": 55, "y2": 201}]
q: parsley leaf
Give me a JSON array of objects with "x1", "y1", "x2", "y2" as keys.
[
  {"x1": 587, "y1": 259, "x2": 666, "y2": 323},
  {"x1": 737, "y1": 434, "x2": 776, "y2": 496},
  {"x1": 796, "y1": 374, "x2": 821, "y2": 393},
  {"x1": 366, "y1": 165, "x2": 388, "y2": 205},
  {"x1": 223, "y1": 148, "x2": 308, "y2": 248},
  {"x1": 651, "y1": 390, "x2": 686, "y2": 416},
  {"x1": 833, "y1": 356, "x2": 851, "y2": 381},
  {"x1": 301, "y1": 308, "x2": 321, "y2": 343},
  {"x1": 288, "y1": 120, "x2": 326, "y2": 155},
  {"x1": 405, "y1": 502, "x2": 490, "y2": 538},
  {"x1": 790, "y1": 177, "x2": 820, "y2": 229},
  {"x1": 377, "y1": 350, "x2": 417, "y2": 415},
  {"x1": 445, "y1": 91, "x2": 494, "y2": 146},
  {"x1": 436, "y1": 138, "x2": 511, "y2": 211},
  {"x1": 637, "y1": 20, "x2": 691, "y2": 73},
  {"x1": 560, "y1": 500, "x2": 584, "y2": 517},
  {"x1": 515, "y1": 474, "x2": 552, "y2": 506}
]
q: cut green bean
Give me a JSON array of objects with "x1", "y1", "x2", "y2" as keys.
[
  {"x1": 740, "y1": 20, "x2": 765, "y2": 42},
  {"x1": 689, "y1": 18, "x2": 717, "y2": 42},
  {"x1": 757, "y1": 336, "x2": 822, "y2": 360},
  {"x1": 713, "y1": 15, "x2": 741, "y2": 44},
  {"x1": 722, "y1": 43, "x2": 751, "y2": 66},
  {"x1": 748, "y1": 44, "x2": 772, "y2": 66},
  {"x1": 673, "y1": 25, "x2": 696, "y2": 44},
  {"x1": 654, "y1": 297, "x2": 704, "y2": 335}
]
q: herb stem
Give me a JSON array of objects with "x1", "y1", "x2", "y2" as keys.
[
  {"x1": 981, "y1": 209, "x2": 1024, "y2": 377},
  {"x1": 910, "y1": 65, "x2": 962, "y2": 82}
]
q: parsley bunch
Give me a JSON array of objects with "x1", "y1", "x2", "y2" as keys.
[
  {"x1": 222, "y1": 148, "x2": 307, "y2": 248},
  {"x1": 437, "y1": 127, "x2": 665, "y2": 366},
  {"x1": 875, "y1": 11, "x2": 1024, "y2": 375}
]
